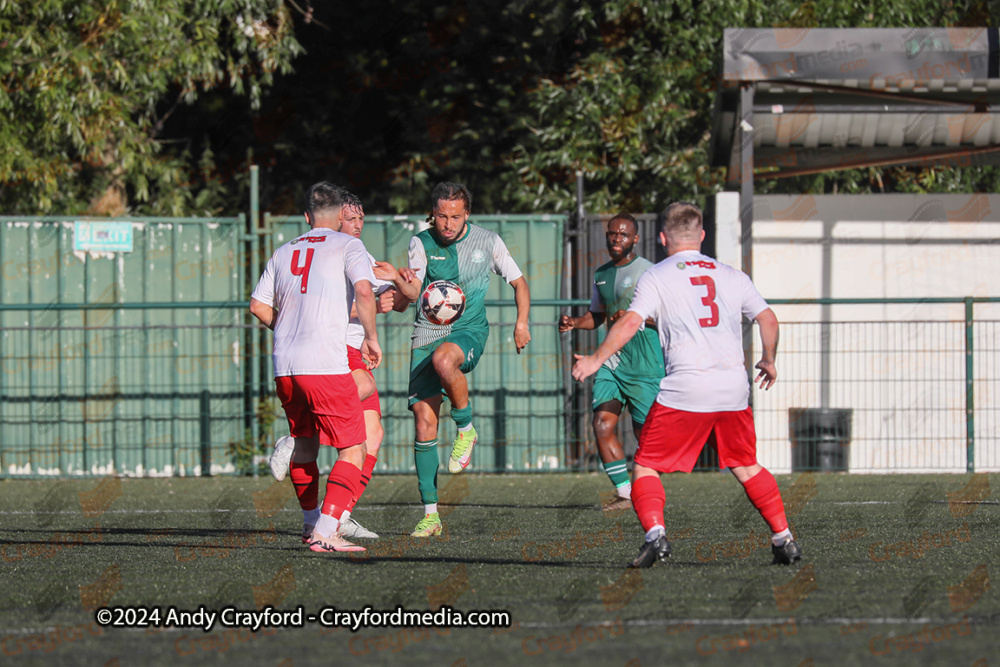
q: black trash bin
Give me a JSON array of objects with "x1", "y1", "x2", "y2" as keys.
[{"x1": 789, "y1": 408, "x2": 852, "y2": 472}]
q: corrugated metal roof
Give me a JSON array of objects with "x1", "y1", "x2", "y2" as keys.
[{"x1": 710, "y1": 28, "x2": 1000, "y2": 184}]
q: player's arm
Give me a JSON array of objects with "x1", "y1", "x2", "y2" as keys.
[
  {"x1": 354, "y1": 279, "x2": 381, "y2": 369},
  {"x1": 373, "y1": 260, "x2": 420, "y2": 304},
  {"x1": 559, "y1": 282, "x2": 605, "y2": 332},
  {"x1": 394, "y1": 237, "x2": 425, "y2": 312},
  {"x1": 249, "y1": 298, "x2": 276, "y2": 330},
  {"x1": 753, "y1": 307, "x2": 779, "y2": 390},
  {"x1": 559, "y1": 310, "x2": 604, "y2": 332},
  {"x1": 510, "y1": 275, "x2": 531, "y2": 354},
  {"x1": 571, "y1": 310, "x2": 642, "y2": 381}
]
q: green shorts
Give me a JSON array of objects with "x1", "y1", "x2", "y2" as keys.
[
  {"x1": 592, "y1": 365, "x2": 661, "y2": 425},
  {"x1": 408, "y1": 329, "x2": 488, "y2": 406}
]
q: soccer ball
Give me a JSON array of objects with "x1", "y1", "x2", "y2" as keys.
[{"x1": 421, "y1": 280, "x2": 466, "y2": 325}]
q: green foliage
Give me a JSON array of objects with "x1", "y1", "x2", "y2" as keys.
[
  {"x1": 0, "y1": 0, "x2": 302, "y2": 215},
  {"x1": 226, "y1": 397, "x2": 280, "y2": 476},
  {"x1": 0, "y1": 1, "x2": 994, "y2": 217},
  {"x1": 500, "y1": 0, "x2": 996, "y2": 214}
]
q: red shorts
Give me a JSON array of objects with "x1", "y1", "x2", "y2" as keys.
[
  {"x1": 347, "y1": 346, "x2": 381, "y2": 416},
  {"x1": 275, "y1": 374, "x2": 366, "y2": 448},
  {"x1": 635, "y1": 403, "x2": 757, "y2": 473}
]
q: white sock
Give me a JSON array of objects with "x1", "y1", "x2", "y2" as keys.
[
  {"x1": 458, "y1": 423, "x2": 474, "y2": 432},
  {"x1": 315, "y1": 509, "x2": 345, "y2": 537},
  {"x1": 616, "y1": 482, "x2": 632, "y2": 499},
  {"x1": 772, "y1": 528, "x2": 792, "y2": 546},
  {"x1": 424, "y1": 503, "x2": 438, "y2": 515},
  {"x1": 303, "y1": 508, "x2": 320, "y2": 527},
  {"x1": 645, "y1": 526, "x2": 665, "y2": 542}
]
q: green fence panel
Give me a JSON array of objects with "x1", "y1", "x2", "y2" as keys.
[{"x1": 0, "y1": 216, "x2": 246, "y2": 477}]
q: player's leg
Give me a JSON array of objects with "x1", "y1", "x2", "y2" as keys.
[
  {"x1": 628, "y1": 402, "x2": 671, "y2": 566},
  {"x1": 289, "y1": 436, "x2": 321, "y2": 543},
  {"x1": 434, "y1": 331, "x2": 486, "y2": 473},
  {"x1": 432, "y1": 341, "x2": 469, "y2": 411},
  {"x1": 352, "y1": 368, "x2": 376, "y2": 402},
  {"x1": 616, "y1": 373, "x2": 661, "y2": 508},
  {"x1": 340, "y1": 351, "x2": 381, "y2": 538},
  {"x1": 340, "y1": 409, "x2": 382, "y2": 539},
  {"x1": 628, "y1": 404, "x2": 714, "y2": 568},
  {"x1": 274, "y1": 377, "x2": 324, "y2": 541},
  {"x1": 592, "y1": 400, "x2": 631, "y2": 509},
  {"x1": 296, "y1": 374, "x2": 368, "y2": 553},
  {"x1": 411, "y1": 396, "x2": 444, "y2": 536},
  {"x1": 719, "y1": 407, "x2": 801, "y2": 565},
  {"x1": 431, "y1": 341, "x2": 479, "y2": 473},
  {"x1": 357, "y1": 410, "x2": 382, "y2": 500},
  {"x1": 408, "y1": 342, "x2": 446, "y2": 535},
  {"x1": 311, "y1": 441, "x2": 368, "y2": 553}
]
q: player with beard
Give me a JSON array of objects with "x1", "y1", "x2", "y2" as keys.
[
  {"x1": 559, "y1": 213, "x2": 664, "y2": 511},
  {"x1": 398, "y1": 181, "x2": 531, "y2": 537}
]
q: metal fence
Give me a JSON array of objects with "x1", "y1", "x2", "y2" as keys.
[
  {"x1": 2, "y1": 298, "x2": 998, "y2": 477},
  {"x1": 1, "y1": 214, "x2": 997, "y2": 476}
]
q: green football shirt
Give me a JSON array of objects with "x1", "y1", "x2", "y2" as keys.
[
  {"x1": 592, "y1": 256, "x2": 664, "y2": 378},
  {"x1": 408, "y1": 223, "x2": 522, "y2": 349}
]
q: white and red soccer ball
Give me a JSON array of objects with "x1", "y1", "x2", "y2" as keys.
[{"x1": 421, "y1": 280, "x2": 466, "y2": 325}]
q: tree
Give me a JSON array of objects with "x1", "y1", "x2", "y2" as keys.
[
  {"x1": 0, "y1": 0, "x2": 302, "y2": 216},
  {"x1": 500, "y1": 0, "x2": 997, "y2": 215}
]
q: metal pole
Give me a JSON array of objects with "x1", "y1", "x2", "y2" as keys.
[
  {"x1": 739, "y1": 83, "x2": 756, "y2": 399},
  {"x1": 564, "y1": 172, "x2": 584, "y2": 469},
  {"x1": 249, "y1": 163, "x2": 260, "y2": 478},
  {"x1": 200, "y1": 389, "x2": 212, "y2": 477},
  {"x1": 965, "y1": 297, "x2": 975, "y2": 473}
]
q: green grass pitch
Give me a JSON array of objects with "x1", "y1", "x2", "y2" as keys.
[{"x1": 0, "y1": 472, "x2": 997, "y2": 666}]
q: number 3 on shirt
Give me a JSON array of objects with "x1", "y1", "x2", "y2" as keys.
[
  {"x1": 291, "y1": 249, "x2": 314, "y2": 293},
  {"x1": 689, "y1": 276, "x2": 719, "y2": 327}
]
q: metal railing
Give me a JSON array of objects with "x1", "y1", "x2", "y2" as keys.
[{"x1": 1, "y1": 298, "x2": 997, "y2": 476}]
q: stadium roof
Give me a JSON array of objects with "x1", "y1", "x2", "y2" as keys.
[{"x1": 710, "y1": 27, "x2": 1000, "y2": 187}]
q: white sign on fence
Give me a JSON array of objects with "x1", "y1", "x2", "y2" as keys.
[{"x1": 74, "y1": 221, "x2": 134, "y2": 253}]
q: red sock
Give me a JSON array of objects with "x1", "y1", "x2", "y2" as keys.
[
  {"x1": 346, "y1": 455, "x2": 377, "y2": 512},
  {"x1": 631, "y1": 475, "x2": 666, "y2": 533},
  {"x1": 289, "y1": 460, "x2": 319, "y2": 511},
  {"x1": 321, "y1": 460, "x2": 362, "y2": 518},
  {"x1": 742, "y1": 468, "x2": 789, "y2": 533}
]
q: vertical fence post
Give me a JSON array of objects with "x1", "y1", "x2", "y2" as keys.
[
  {"x1": 200, "y1": 389, "x2": 212, "y2": 477},
  {"x1": 494, "y1": 389, "x2": 506, "y2": 470},
  {"x1": 965, "y1": 297, "x2": 975, "y2": 473},
  {"x1": 249, "y1": 166, "x2": 260, "y2": 477}
]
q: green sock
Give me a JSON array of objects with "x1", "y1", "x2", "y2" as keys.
[
  {"x1": 451, "y1": 404, "x2": 473, "y2": 429},
  {"x1": 602, "y1": 458, "x2": 630, "y2": 490},
  {"x1": 414, "y1": 439, "x2": 439, "y2": 504}
]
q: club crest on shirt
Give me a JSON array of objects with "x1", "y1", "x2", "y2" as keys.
[
  {"x1": 676, "y1": 262, "x2": 686, "y2": 270},
  {"x1": 471, "y1": 249, "x2": 486, "y2": 263},
  {"x1": 622, "y1": 276, "x2": 633, "y2": 289}
]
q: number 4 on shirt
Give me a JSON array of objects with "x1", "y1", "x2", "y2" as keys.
[
  {"x1": 689, "y1": 276, "x2": 719, "y2": 327},
  {"x1": 291, "y1": 249, "x2": 314, "y2": 293}
]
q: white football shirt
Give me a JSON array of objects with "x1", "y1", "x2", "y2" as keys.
[
  {"x1": 628, "y1": 250, "x2": 769, "y2": 412},
  {"x1": 251, "y1": 228, "x2": 375, "y2": 376},
  {"x1": 345, "y1": 251, "x2": 394, "y2": 349}
]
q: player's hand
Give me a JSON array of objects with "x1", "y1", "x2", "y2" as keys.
[
  {"x1": 373, "y1": 261, "x2": 399, "y2": 283},
  {"x1": 514, "y1": 322, "x2": 531, "y2": 354},
  {"x1": 558, "y1": 314, "x2": 575, "y2": 333},
  {"x1": 754, "y1": 359, "x2": 776, "y2": 390},
  {"x1": 571, "y1": 353, "x2": 600, "y2": 381},
  {"x1": 608, "y1": 310, "x2": 627, "y2": 325},
  {"x1": 376, "y1": 290, "x2": 395, "y2": 314},
  {"x1": 362, "y1": 338, "x2": 382, "y2": 370},
  {"x1": 398, "y1": 267, "x2": 418, "y2": 283}
]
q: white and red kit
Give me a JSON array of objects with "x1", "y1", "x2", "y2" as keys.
[
  {"x1": 251, "y1": 228, "x2": 375, "y2": 446},
  {"x1": 628, "y1": 250, "x2": 769, "y2": 471}
]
